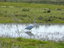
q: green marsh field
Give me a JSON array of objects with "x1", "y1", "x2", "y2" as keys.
[
  {"x1": 0, "y1": 2, "x2": 64, "y2": 23},
  {"x1": 0, "y1": 37, "x2": 64, "y2": 48},
  {"x1": 0, "y1": 2, "x2": 64, "y2": 48}
]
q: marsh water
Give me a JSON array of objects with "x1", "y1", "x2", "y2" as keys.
[{"x1": 0, "y1": 24, "x2": 64, "y2": 41}]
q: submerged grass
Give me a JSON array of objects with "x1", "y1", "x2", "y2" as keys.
[
  {"x1": 0, "y1": 37, "x2": 64, "y2": 48},
  {"x1": 0, "y1": 2, "x2": 64, "y2": 23}
]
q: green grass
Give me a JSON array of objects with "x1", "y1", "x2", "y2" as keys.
[
  {"x1": 0, "y1": 2, "x2": 64, "y2": 23},
  {"x1": 0, "y1": 37, "x2": 64, "y2": 48}
]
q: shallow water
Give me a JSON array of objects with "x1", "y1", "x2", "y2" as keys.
[{"x1": 0, "y1": 24, "x2": 64, "y2": 41}]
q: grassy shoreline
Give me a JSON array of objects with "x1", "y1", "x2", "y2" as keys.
[
  {"x1": 0, "y1": 2, "x2": 64, "y2": 23},
  {"x1": 0, "y1": 37, "x2": 64, "y2": 48}
]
